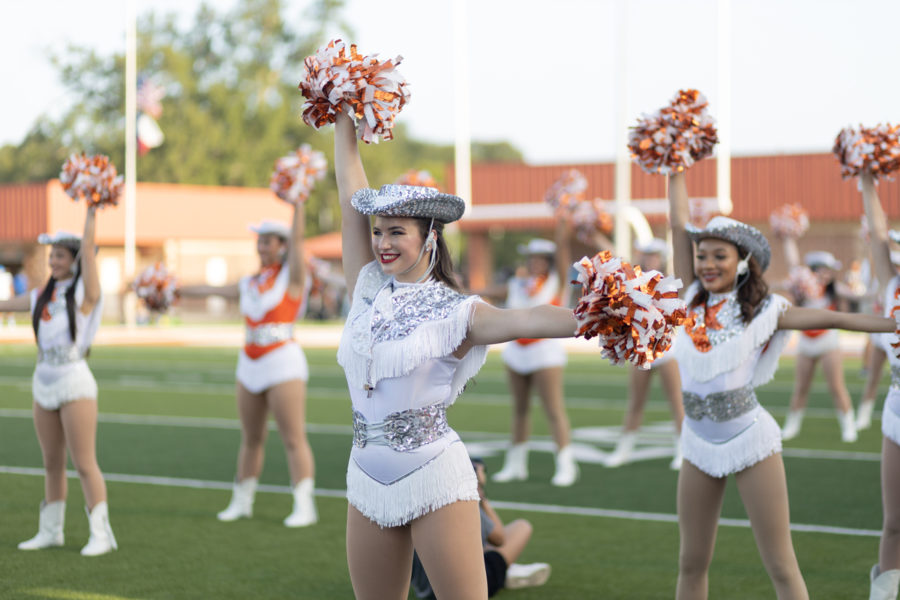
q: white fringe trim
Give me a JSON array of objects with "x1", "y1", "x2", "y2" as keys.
[
  {"x1": 239, "y1": 264, "x2": 290, "y2": 322},
  {"x1": 681, "y1": 409, "x2": 782, "y2": 478},
  {"x1": 883, "y1": 405, "x2": 900, "y2": 447},
  {"x1": 346, "y1": 440, "x2": 479, "y2": 528},
  {"x1": 32, "y1": 362, "x2": 97, "y2": 410},
  {"x1": 795, "y1": 329, "x2": 840, "y2": 358},
  {"x1": 676, "y1": 289, "x2": 791, "y2": 386}
]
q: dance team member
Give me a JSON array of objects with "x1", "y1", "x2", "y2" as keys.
[
  {"x1": 2, "y1": 205, "x2": 118, "y2": 556},
  {"x1": 605, "y1": 238, "x2": 685, "y2": 469},
  {"x1": 668, "y1": 173, "x2": 895, "y2": 599},
  {"x1": 180, "y1": 201, "x2": 317, "y2": 527},
  {"x1": 493, "y1": 238, "x2": 578, "y2": 487}
]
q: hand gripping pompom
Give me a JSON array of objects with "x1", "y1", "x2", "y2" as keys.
[
  {"x1": 299, "y1": 39, "x2": 410, "y2": 143},
  {"x1": 270, "y1": 144, "x2": 327, "y2": 204},
  {"x1": 134, "y1": 262, "x2": 178, "y2": 313},
  {"x1": 833, "y1": 124, "x2": 900, "y2": 180},
  {"x1": 787, "y1": 265, "x2": 823, "y2": 304},
  {"x1": 573, "y1": 251, "x2": 686, "y2": 369},
  {"x1": 59, "y1": 153, "x2": 124, "y2": 208},
  {"x1": 769, "y1": 204, "x2": 810, "y2": 239},
  {"x1": 628, "y1": 89, "x2": 718, "y2": 175},
  {"x1": 395, "y1": 169, "x2": 438, "y2": 189}
]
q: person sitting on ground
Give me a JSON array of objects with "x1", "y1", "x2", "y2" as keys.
[{"x1": 410, "y1": 458, "x2": 551, "y2": 599}]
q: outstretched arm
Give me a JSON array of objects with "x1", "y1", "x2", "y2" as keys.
[
  {"x1": 80, "y1": 206, "x2": 100, "y2": 316},
  {"x1": 465, "y1": 302, "x2": 577, "y2": 347},
  {"x1": 778, "y1": 306, "x2": 894, "y2": 333},
  {"x1": 861, "y1": 172, "x2": 895, "y2": 295},
  {"x1": 178, "y1": 283, "x2": 240, "y2": 300},
  {"x1": 335, "y1": 112, "x2": 373, "y2": 294},
  {"x1": 286, "y1": 201, "x2": 306, "y2": 300},
  {"x1": 0, "y1": 294, "x2": 30, "y2": 312},
  {"x1": 667, "y1": 173, "x2": 693, "y2": 288}
]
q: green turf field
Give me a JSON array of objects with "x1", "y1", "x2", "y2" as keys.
[{"x1": 0, "y1": 342, "x2": 888, "y2": 599}]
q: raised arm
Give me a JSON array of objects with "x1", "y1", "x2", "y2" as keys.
[
  {"x1": 778, "y1": 306, "x2": 894, "y2": 333},
  {"x1": 80, "y1": 206, "x2": 100, "y2": 316},
  {"x1": 861, "y1": 172, "x2": 895, "y2": 294},
  {"x1": 778, "y1": 235, "x2": 801, "y2": 271},
  {"x1": 667, "y1": 173, "x2": 693, "y2": 288},
  {"x1": 286, "y1": 201, "x2": 306, "y2": 299},
  {"x1": 335, "y1": 112, "x2": 373, "y2": 293}
]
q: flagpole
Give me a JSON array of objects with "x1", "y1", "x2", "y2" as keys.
[{"x1": 124, "y1": 0, "x2": 137, "y2": 326}]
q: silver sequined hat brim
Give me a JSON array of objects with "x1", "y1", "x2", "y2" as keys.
[
  {"x1": 686, "y1": 217, "x2": 771, "y2": 272},
  {"x1": 351, "y1": 184, "x2": 465, "y2": 224},
  {"x1": 37, "y1": 231, "x2": 81, "y2": 250}
]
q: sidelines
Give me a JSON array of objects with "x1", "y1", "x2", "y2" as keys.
[
  {"x1": 0, "y1": 409, "x2": 882, "y2": 460},
  {"x1": 0, "y1": 465, "x2": 881, "y2": 538}
]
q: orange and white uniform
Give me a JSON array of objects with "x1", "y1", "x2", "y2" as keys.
[
  {"x1": 501, "y1": 271, "x2": 567, "y2": 374},
  {"x1": 236, "y1": 263, "x2": 309, "y2": 394},
  {"x1": 796, "y1": 294, "x2": 840, "y2": 358}
]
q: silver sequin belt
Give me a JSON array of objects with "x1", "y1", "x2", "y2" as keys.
[
  {"x1": 37, "y1": 345, "x2": 84, "y2": 366},
  {"x1": 352, "y1": 402, "x2": 450, "y2": 452},
  {"x1": 891, "y1": 365, "x2": 900, "y2": 391},
  {"x1": 245, "y1": 322, "x2": 293, "y2": 346},
  {"x1": 683, "y1": 385, "x2": 759, "y2": 422}
]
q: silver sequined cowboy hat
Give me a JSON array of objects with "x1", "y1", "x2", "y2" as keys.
[
  {"x1": 38, "y1": 231, "x2": 81, "y2": 250},
  {"x1": 635, "y1": 237, "x2": 668, "y2": 256},
  {"x1": 249, "y1": 220, "x2": 291, "y2": 239},
  {"x1": 351, "y1": 184, "x2": 465, "y2": 224},
  {"x1": 517, "y1": 239, "x2": 556, "y2": 256},
  {"x1": 686, "y1": 216, "x2": 771, "y2": 272},
  {"x1": 804, "y1": 251, "x2": 841, "y2": 271}
]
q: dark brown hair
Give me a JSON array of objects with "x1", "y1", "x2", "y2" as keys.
[
  {"x1": 33, "y1": 246, "x2": 81, "y2": 343},
  {"x1": 689, "y1": 250, "x2": 769, "y2": 323},
  {"x1": 413, "y1": 219, "x2": 461, "y2": 291}
]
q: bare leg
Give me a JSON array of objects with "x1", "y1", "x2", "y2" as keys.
[
  {"x1": 658, "y1": 360, "x2": 685, "y2": 433},
  {"x1": 235, "y1": 383, "x2": 269, "y2": 481},
  {"x1": 676, "y1": 460, "x2": 727, "y2": 600},
  {"x1": 624, "y1": 367, "x2": 653, "y2": 432},
  {"x1": 533, "y1": 367, "x2": 571, "y2": 448},
  {"x1": 411, "y1": 500, "x2": 488, "y2": 600},
  {"x1": 787, "y1": 354, "x2": 817, "y2": 413},
  {"x1": 880, "y1": 437, "x2": 900, "y2": 572},
  {"x1": 489, "y1": 519, "x2": 533, "y2": 566},
  {"x1": 267, "y1": 379, "x2": 314, "y2": 485},
  {"x1": 506, "y1": 369, "x2": 532, "y2": 444},
  {"x1": 734, "y1": 454, "x2": 808, "y2": 599},
  {"x1": 60, "y1": 400, "x2": 106, "y2": 510},
  {"x1": 862, "y1": 346, "x2": 887, "y2": 407},
  {"x1": 820, "y1": 349, "x2": 852, "y2": 414},
  {"x1": 33, "y1": 404, "x2": 67, "y2": 502},
  {"x1": 346, "y1": 505, "x2": 414, "y2": 600}
]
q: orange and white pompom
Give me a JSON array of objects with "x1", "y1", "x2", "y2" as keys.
[
  {"x1": 788, "y1": 265, "x2": 823, "y2": 303},
  {"x1": 134, "y1": 262, "x2": 178, "y2": 313},
  {"x1": 544, "y1": 169, "x2": 588, "y2": 215},
  {"x1": 769, "y1": 204, "x2": 809, "y2": 238},
  {"x1": 395, "y1": 169, "x2": 438, "y2": 188},
  {"x1": 59, "y1": 153, "x2": 124, "y2": 208},
  {"x1": 299, "y1": 39, "x2": 410, "y2": 143},
  {"x1": 888, "y1": 287, "x2": 900, "y2": 359},
  {"x1": 834, "y1": 124, "x2": 900, "y2": 180},
  {"x1": 628, "y1": 89, "x2": 718, "y2": 175},
  {"x1": 270, "y1": 144, "x2": 327, "y2": 204},
  {"x1": 571, "y1": 198, "x2": 613, "y2": 241},
  {"x1": 573, "y1": 251, "x2": 686, "y2": 369}
]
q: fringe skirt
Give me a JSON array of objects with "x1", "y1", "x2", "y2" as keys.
[
  {"x1": 32, "y1": 360, "x2": 97, "y2": 410},
  {"x1": 236, "y1": 342, "x2": 309, "y2": 394},
  {"x1": 883, "y1": 402, "x2": 900, "y2": 447},
  {"x1": 795, "y1": 329, "x2": 840, "y2": 358},
  {"x1": 346, "y1": 440, "x2": 479, "y2": 528},
  {"x1": 501, "y1": 339, "x2": 566, "y2": 375},
  {"x1": 682, "y1": 408, "x2": 783, "y2": 478}
]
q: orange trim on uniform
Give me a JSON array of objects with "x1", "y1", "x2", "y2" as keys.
[
  {"x1": 801, "y1": 302, "x2": 836, "y2": 338},
  {"x1": 515, "y1": 295, "x2": 561, "y2": 346},
  {"x1": 243, "y1": 265, "x2": 304, "y2": 359}
]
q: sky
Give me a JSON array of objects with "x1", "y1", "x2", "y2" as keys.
[{"x1": 2, "y1": 0, "x2": 899, "y2": 165}]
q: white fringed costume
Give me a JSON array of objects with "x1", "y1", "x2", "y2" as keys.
[
  {"x1": 30, "y1": 279, "x2": 102, "y2": 410},
  {"x1": 882, "y1": 277, "x2": 900, "y2": 446},
  {"x1": 675, "y1": 281, "x2": 791, "y2": 477},
  {"x1": 795, "y1": 295, "x2": 840, "y2": 358},
  {"x1": 501, "y1": 271, "x2": 566, "y2": 374},
  {"x1": 236, "y1": 263, "x2": 309, "y2": 394},
  {"x1": 338, "y1": 262, "x2": 488, "y2": 527}
]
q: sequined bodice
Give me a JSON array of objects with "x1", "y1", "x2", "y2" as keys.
[{"x1": 685, "y1": 291, "x2": 772, "y2": 353}]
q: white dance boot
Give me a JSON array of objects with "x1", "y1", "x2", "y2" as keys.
[
  {"x1": 670, "y1": 434, "x2": 683, "y2": 471},
  {"x1": 284, "y1": 478, "x2": 318, "y2": 528},
  {"x1": 217, "y1": 478, "x2": 257, "y2": 522},
  {"x1": 18, "y1": 500, "x2": 65, "y2": 550},
  {"x1": 80, "y1": 502, "x2": 117, "y2": 557},
  {"x1": 839, "y1": 409, "x2": 858, "y2": 443},
  {"x1": 505, "y1": 562, "x2": 552, "y2": 589},
  {"x1": 604, "y1": 432, "x2": 636, "y2": 468},
  {"x1": 492, "y1": 444, "x2": 528, "y2": 482},
  {"x1": 551, "y1": 445, "x2": 579, "y2": 487},
  {"x1": 858, "y1": 400, "x2": 876, "y2": 431},
  {"x1": 781, "y1": 410, "x2": 805, "y2": 441},
  {"x1": 870, "y1": 564, "x2": 900, "y2": 600}
]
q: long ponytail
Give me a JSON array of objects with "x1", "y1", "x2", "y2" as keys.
[{"x1": 32, "y1": 247, "x2": 81, "y2": 343}]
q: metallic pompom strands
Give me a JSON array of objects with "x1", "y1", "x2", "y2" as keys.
[
  {"x1": 59, "y1": 153, "x2": 124, "y2": 208},
  {"x1": 544, "y1": 170, "x2": 612, "y2": 239},
  {"x1": 573, "y1": 251, "x2": 686, "y2": 369},
  {"x1": 270, "y1": 144, "x2": 327, "y2": 204},
  {"x1": 571, "y1": 199, "x2": 613, "y2": 239},
  {"x1": 834, "y1": 124, "x2": 900, "y2": 180},
  {"x1": 544, "y1": 169, "x2": 588, "y2": 214},
  {"x1": 787, "y1": 265, "x2": 823, "y2": 304},
  {"x1": 769, "y1": 204, "x2": 810, "y2": 238},
  {"x1": 299, "y1": 39, "x2": 410, "y2": 144},
  {"x1": 134, "y1": 262, "x2": 178, "y2": 313},
  {"x1": 628, "y1": 89, "x2": 719, "y2": 175}
]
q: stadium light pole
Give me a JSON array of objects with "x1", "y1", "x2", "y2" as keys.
[
  {"x1": 717, "y1": 0, "x2": 733, "y2": 215},
  {"x1": 124, "y1": 0, "x2": 137, "y2": 326},
  {"x1": 613, "y1": 0, "x2": 632, "y2": 259}
]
